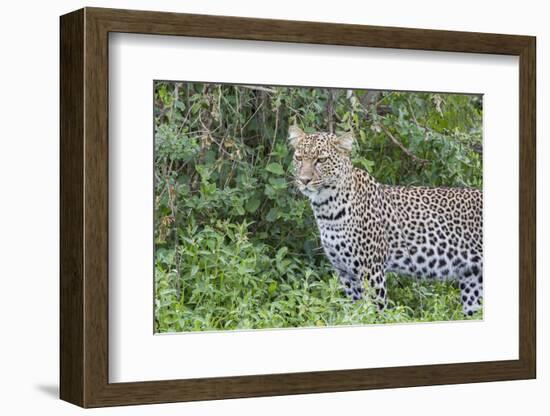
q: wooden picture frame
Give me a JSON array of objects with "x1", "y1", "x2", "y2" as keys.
[{"x1": 60, "y1": 7, "x2": 536, "y2": 408}]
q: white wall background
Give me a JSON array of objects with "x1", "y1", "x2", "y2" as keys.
[{"x1": 0, "y1": 0, "x2": 545, "y2": 414}]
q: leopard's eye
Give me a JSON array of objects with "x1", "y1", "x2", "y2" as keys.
[
  {"x1": 294, "y1": 155, "x2": 303, "y2": 161},
  {"x1": 317, "y1": 156, "x2": 328, "y2": 164}
]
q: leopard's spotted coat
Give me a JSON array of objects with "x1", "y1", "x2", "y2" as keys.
[{"x1": 289, "y1": 127, "x2": 483, "y2": 315}]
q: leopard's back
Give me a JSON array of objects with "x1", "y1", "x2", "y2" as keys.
[{"x1": 381, "y1": 185, "x2": 483, "y2": 282}]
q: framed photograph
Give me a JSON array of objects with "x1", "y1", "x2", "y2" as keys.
[{"x1": 60, "y1": 7, "x2": 536, "y2": 408}]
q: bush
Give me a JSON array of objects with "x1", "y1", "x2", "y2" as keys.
[{"x1": 154, "y1": 82, "x2": 483, "y2": 332}]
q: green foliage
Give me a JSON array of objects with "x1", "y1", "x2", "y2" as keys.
[{"x1": 154, "y1": 82, "x2": 483, "y2": 332}]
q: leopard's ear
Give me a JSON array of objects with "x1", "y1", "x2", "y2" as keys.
[
  {"x1": 288, "y1": 125, "x2": 305, "y2": 148},
  {"x1": 332, "y1": 132, "x2": 355, "y2": 154}
]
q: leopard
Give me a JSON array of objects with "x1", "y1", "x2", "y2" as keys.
[{"x1": 288, "y1": 125, "x2": 483, "y2": 316}]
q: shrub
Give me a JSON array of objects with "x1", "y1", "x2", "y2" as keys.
[{"x1": 154, "y1": 82, "x2": 483, "y2": 332}]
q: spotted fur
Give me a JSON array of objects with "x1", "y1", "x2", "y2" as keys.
[{"x1": 289, "y1": 126, "x2": 483, "y2": 316}]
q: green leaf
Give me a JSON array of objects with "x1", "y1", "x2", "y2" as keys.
[
  {"x1": 245, "y1": 197, "x2": 261, "y2": 213},
  {"x1": 268, "y1": 177, "x2": 287, "y2": 190},
  {"x1": 266, "y1": 208, "x2": 278, "y2": 222},
  {"x1": 276, "y1": 246, "x2": 288, "y2": 260},
  {"x1": 268, "y1": 281, "x2": 278, "y2": 294},
  {"x1": 357, "y1": 158, "x2": 375, "y2": 173},
  {"x1": 266, "y1": 163, "x2": 285, "y2": 175}
]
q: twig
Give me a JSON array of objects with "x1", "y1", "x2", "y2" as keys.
[
  {"x1": 406, "y1": 98, "x2": 430, "y2": 137},
  {"x1": 241, "y1": 100, "x2": 264, "y2": 131},
  {"x1": 207, "y1": 133, "x2": 241, "y2": 160},
  {"x1": 168, "y1": 82, "x2": 182, "y2": 122},
  {"x1": 327, "y1": 89, "x2": 335, "y2": 134},
  {"x1": 360, "y1": 91, "x2": 381, "y2": 108},
  {"x1": 374, "y1": 91, "x2": 394, "y2": 108},
  {"x1": 378, "y1": 123, "x2": 429, "y2": 165},
  {"x1": 353, "y1": 91, "x2": 427, "y2": 165},
  {"x1": 241, "y1": 85, "x2": 276, "y2": 93},
  {"x1": 190, "y1": 86, "x2": 214, "y2": 192},
  {"x1": 266, "y1": 106, "x2": 280, "y2": 166}
]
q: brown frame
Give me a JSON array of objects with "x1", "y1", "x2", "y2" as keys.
[{"x1": 60, "y1": 7, "x2": 536, "y2": 408}]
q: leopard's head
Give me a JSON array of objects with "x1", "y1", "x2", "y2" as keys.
[{"x1": 288, "y1": 126, "x2": 354, "y2": 196}]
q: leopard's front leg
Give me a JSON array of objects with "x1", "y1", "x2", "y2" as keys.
[
  {"x1": 338, "y1": 263, "x2": 387, "y2": 309},
  {"x1": 336, "y1": 269, "x2": 364, "y2": 301},
  {"x1": 360, "y1": 233, "x2": 389, "y2": 310},
  {"x1": 363, "y1": 263, "x2": 388, "y2": 311}
]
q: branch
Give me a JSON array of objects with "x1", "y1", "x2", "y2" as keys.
[
  {"x1": 352, "y1": 92, "x2": 427, "y2": 165},
  {"x1": 359, "y1": 91, "x2": 380, "y2": 108},
  {"x1": 241, "y1": 85, "x2": 276, "y2": 93},
  {"x1": 356, "y1": 91, "x2": 392, "y2": 119},
  {"x1": 326, "y1": 89, "x2": 335, "y2": 134},
  {"x1": 406, "y1": 98, "x2": 432, "y2": 138},
  {"x1": 378, "y1": 123, "x2": 429, "y2": 166}
]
